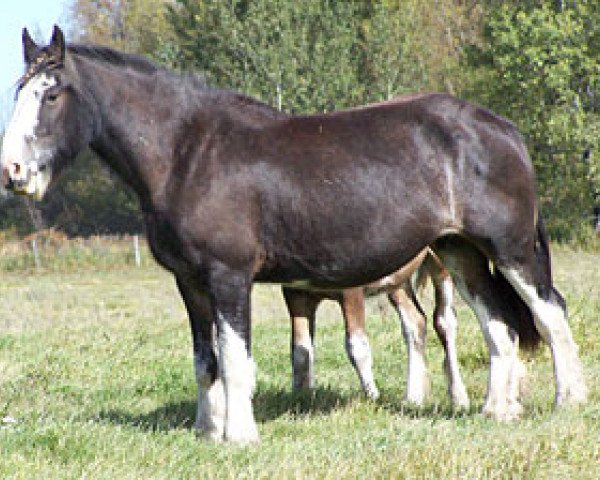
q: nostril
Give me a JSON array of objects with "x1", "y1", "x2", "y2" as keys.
[{"x1": 2, "y1": 168, "x2": 14, "y2": 190}]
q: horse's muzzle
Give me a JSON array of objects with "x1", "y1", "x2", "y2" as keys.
[
  {"x1": 1, "y1": 166, "x2": 15, "y2": 191},
  {"x1": 2, "y1": 164, "x2": 31, "y2": 194}
]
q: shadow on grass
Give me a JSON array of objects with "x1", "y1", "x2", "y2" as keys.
[
  {"x1": 95, "y1": 385, "x2": 352, "y2": 432},
  {"x1": 254, "y1": 385, "x2": 352, "y2": 422},
  {"x1": 375, "y1": 389, "x2": 479, "y2": 420},
  {"x1": 97, "y1": 399, "x2": 196, "y2": 432}
]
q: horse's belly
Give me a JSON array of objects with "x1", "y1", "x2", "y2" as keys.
[{"x1": 255, "y1": 247, "x2": 423, "y2": 290}]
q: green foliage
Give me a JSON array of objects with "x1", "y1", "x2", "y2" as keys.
[
  {"x1": 41, "y1": 153, "x2": 143, "y2": 237},
  {"x1": 464, "y1": 1, "x2": 600, "y2": 241},
  {"x1": 2, "y1": 0, "x2": 598, "y2": 242},
  {"x1": 166, "y1": 0, "x2": 470, "y2": 111},
  {"x1": 358, "y1": 1, "x2": 430, "y2": 100},
  {"x1": 69, "y1": 0, "x2": 176, "y2": 58},
  {"x1": 167, "y1": 0, "x2": 366, "y2": 113}
]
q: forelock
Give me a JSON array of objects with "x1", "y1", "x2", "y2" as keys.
[{"x1": 16, "y1": 51, "x2": 62, "y2": 97}]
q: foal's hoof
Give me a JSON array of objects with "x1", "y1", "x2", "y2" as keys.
[
  {"x1": 555, "y1": 384, "x2": 588, "y2": 409},
  {"x1": 364, "y1": 383, "x2": 380, "y2": 401},
  {"x1": 195, "y1": 416, "x2": 225, "y2": 442},
  {"x1": 403, "y1": 395, "x2": 425, "y2": 408},
  {"x1": 404, "y1": 385, "x2": 429, "y2": 407},
  {"x1": 292, "y1": 377, "x2": 314, "y2": 392},
  {"x1": 451, "y1": 391, "x2": 470, "y2": 411},
  {"x1": 195, "y1": 426, "x2": 224, "y2": 442},
  {"x1": 481, "y1": 401, "x2": 522, "y2": 422},
  {"x1": 224, "y1": 425, "x2": 260, "y2": 445}
]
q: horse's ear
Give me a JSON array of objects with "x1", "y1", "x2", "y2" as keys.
[
  {"x1": 22, "y1": 28, "x2": 39, "y2": 65},
  {"x1": 47, "y1": 25, "x2": 65, "y2": 64}
]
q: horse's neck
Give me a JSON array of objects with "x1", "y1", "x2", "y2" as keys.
[{"x1": 85, "y1": 61, "x2": 189, "y2": 206}]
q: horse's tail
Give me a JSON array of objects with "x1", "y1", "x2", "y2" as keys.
[
  {"x1": 533, "y1": 213, "x2": 567, "y2": 312},
  {"x1": 493, "y1": 213, "x2": 563, "y2": 351},
  {"x1": 493, "y1": 268, "x2": 541, "y2": 351}
]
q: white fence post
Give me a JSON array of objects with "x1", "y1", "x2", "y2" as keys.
[
  {"x1": 31, "y1": 238, "x2": 40, "y2": 269},
  {"x1": 133, "y1": 234, "x2": 141, "y2": 267}
]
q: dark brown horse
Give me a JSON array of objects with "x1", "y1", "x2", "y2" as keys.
[
  {"x1": 1, "y1": 27, "x2": 586, "y2": 443},
  {"x1": 285, "y1": 248, "x2": 470, "y2": 409}
]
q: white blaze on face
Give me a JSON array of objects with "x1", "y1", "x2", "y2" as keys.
[{"x1": 1, "y1": 73, "x2": 56, "y2": 198}]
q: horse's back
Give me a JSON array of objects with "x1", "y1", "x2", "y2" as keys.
[{"x1": 174, "y1": 91, "x2": 538, "y2": 286}]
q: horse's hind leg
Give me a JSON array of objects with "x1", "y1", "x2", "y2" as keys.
[
  {"x1": 425, "y1": 253, "x2": 470, "y2": 409},
  {"x1": 340, "y1": 288, "x2": 379, "y2": 399},
  {"x1": 498, "y1": 267, "x2": 587, "y2": 406},
  {"x1": 388, "y1": 285, "x2": 429, "y2": 405},
  {"x1": 435, "y1": 241, "x2": 522, "y2": 420},
  {"x1": 282, "y1": 287, "x2": 320, "y2": 391}
]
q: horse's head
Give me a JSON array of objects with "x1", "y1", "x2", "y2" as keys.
[{"x1": 1, "y1": 26, "x2": 94, "y2": 200}]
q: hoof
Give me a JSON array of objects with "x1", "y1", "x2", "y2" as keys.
[
  {"x1": 195, "y1": 424, "x2": 224, "y2": 442},
  {"x1": 451, "y1": 389, "x2": 470, "y2": 411},
  {"x1": 292, "y1": 345, "x2": 314, "y2": 391},
  {"x1": 404, "y1": 392, "x2": 426, "y2": 407},
  {"x1": 555, "y1": 383, "x2": 588, "y2": 409},
  {"x1": 292, "y1": 376, "x2": 314, "y2": 391},
  {"x1": 404, "y1": 383, "x2": 429, "y2": 406},
  {"x1": 482, "y1": 400, "x2": 522, "y2": 422},
  {"x1": 364, "y1": 383, "x2": 380, "y2": 401},
  {"x1": 224, "y1": 424, "x2": 260, "y2": 445}
]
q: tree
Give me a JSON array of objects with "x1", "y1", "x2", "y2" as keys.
[
  {"x1": 168, "y1": 0, "x2": 366, "y2": 113},
  {"x1": 69, "y1": 0, "x2": 177, "y2": 61},
  {"x1": 359, "y1": 0, "x2": 484, "y2": 101},
  {"x1": 464, "y1": 1, "x2": 600, "y2": 240},
  {"x1": 40, "y1": 152, "x2": 144, "y2": 236}
]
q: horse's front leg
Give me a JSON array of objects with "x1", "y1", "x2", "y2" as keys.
[
  {"x1": 176, "y1": 276, "x2": 224, "y2": 441},
  {"x1": 209, "y1": 266, "x2": 259, "y2": 444}
]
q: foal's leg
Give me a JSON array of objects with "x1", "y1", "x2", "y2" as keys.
[
  {"x1": 176, "y1": 276, "x2": 224, "y2": 441},
  {"x1": 208, "y1": 266, "x2": 258, "y2": 443},
  {"x1": 499, "y1": 266, "x2": 587, "y2": 407},
  {"x1": 282, "y1": 287, "x2": 320, "y2": 390},
  {"x1": 388, "y1": 285, "x2": 429, "y2": 405},
  {"x1": 435, "y1": 243, "x2": 522, "y2": 421},
  {"x1": 425, "y1": 254, "x2": 470, "y2": 409},
  {"x1": 340, "y1": 288, "x2": 379, "y2": 399}
]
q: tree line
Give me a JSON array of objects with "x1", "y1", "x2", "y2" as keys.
[{"x1": 1, "y1": 0, "x2": 598, "y2": 242}]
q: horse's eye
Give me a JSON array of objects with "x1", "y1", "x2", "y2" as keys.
[{"x1": 46, "y1": 92, "x2": 59, "y2": 104}]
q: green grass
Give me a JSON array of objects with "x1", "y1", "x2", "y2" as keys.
[{"x1": 0, "y1": 247, "x2": 599, "y2": 478}]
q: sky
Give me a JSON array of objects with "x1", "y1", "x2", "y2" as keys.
[{"x1": 0, "y1": 1, "x2": 68, "y2": 129}]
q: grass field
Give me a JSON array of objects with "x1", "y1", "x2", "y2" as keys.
[{"x1": 0, "y1": 246, "x2": 598, "y2": 479}]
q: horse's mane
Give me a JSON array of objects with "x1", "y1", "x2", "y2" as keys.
[
  {"x1": 66, "y1": 43, "x2": 208, "y2": 92},
  {"x1": 66, "y1": 43, "x2": 284, "y2": 122},
  {"x1": 68, "y1": 44, "x2": 158, "y2": 73}
]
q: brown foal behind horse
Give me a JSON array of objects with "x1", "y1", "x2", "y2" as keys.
[{"x1": 283, "y1": 248, "x2": 470, "y2": 409}]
